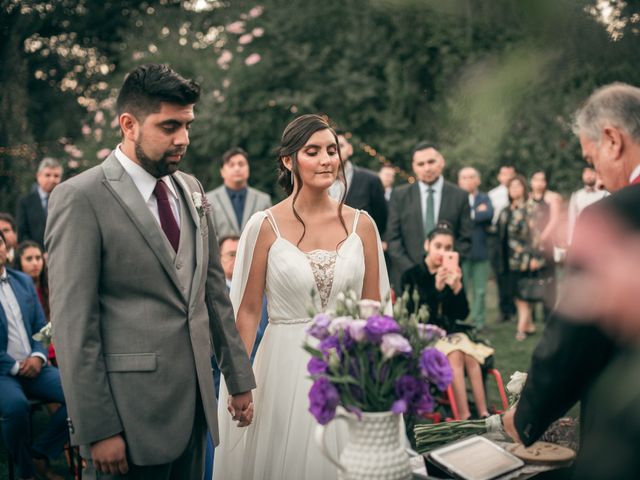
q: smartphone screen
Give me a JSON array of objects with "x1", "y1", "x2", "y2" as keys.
[{"x1": 442, "y1": 251, "x2": 459, "y2": 270}]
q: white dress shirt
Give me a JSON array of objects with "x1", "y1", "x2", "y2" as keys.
[
  {"x1": 0, "y1": 270, "x2": 47, "y2": 375},
  {"x1": 37, "y1": 185, "x2": 49, "y2": 211},
  {"x1": 115, "y1": 146, "x2": 181, "y2": 227},
  {"x1": 488, "y1": 184, "x2": 509, "y2": 225},
  {"x1": 567, "y1": 187, "x2": 609, "y2": 243},
  {"x1": 629, "y1": 164, "x2": 640, "y2": 184},
  {"x1": 419, "y1": 175, "x2": 444, "y2": 226},
  {"x1": 328, "y1": 161, "x2": 355, "y2": 201}
]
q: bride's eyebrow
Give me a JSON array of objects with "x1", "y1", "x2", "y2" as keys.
[{"x1": 303, "y1": 142, "x2": 337, "y2": 150}]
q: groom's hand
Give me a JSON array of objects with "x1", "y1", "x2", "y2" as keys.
[
  {"x1": 228, "y1": 391, "x2": 254, "y2": 427},
  {"x1": 90, "y1": 434, "x2": 129, "y2": 474}
]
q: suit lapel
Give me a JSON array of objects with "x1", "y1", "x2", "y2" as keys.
[
  {"x1": 173, "y1": 173, "x2": 204, "y2": 307},
  {"x1": 241, "y1": 188, "x2": 256, "y2": 229},
  {"x1": 100, "y1": 154, "x2": 185, "y2": 301},
  {"x1": 216, "y1": 188, "x2": 240, "y2": 232},
  {"x1": 409, "y1": 183, "x2": 423, "y2": 231},
  {"x1": 440, "y1": 181, "x2": 453, "y2": 220}
]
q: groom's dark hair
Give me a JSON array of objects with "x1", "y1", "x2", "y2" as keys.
[{"x1": 116, "y1": 64, "x2": 201, "y2": 121}]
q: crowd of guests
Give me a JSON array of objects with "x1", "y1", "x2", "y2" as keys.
[
  {"x1": 2, "y1": 67, "x2": 634, "y2": 480},
  {"x1": 1, "y1": 133, "x2": 607, "y2": 479}
]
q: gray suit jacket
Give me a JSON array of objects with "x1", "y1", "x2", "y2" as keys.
[
  {"x1": 45, "y1": 153, "x2": 255, "y2": 465},
  {"x1": 386, "y1": 180, "x2": 472, "y2": 290},
  {"x1": 205, "y1": 185, "x2": 271, "y2": 239}
]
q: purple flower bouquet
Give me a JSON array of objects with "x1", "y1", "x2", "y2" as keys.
[{"x1": 304, "y1": 290, "x2": 452, "y2": 425}]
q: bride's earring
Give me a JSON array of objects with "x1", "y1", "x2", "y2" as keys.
[{"x1": 290, "y1": 170, "x2": 294, "y2": 185}]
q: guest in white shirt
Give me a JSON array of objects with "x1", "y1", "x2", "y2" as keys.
[
  {"x1": 567, "y1": 167, "x2": 609, "y2": 243},
  {"x1": 487, "y1": 165, "x2": 517, "y2": 322},
  {"x1": 0, "y1": 230, "x2": 68, "y2": 480}
]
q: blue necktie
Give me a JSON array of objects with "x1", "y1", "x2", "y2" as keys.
[{"x1": 229, "y1": 191, "x2": 244, "y2": 228}]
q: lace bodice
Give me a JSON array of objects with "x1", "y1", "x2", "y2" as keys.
[{"x1": 305, "y1": 250, "x2": 338, "y2": 310}]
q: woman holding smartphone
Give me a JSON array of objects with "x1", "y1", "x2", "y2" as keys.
[{"x1": 401, "y1": 222, "x2": 493, "y2": 420}]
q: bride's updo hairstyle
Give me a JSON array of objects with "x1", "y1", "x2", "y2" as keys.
[{"x1": 276, "y1": 113, "x2": 348, "y2": 246}]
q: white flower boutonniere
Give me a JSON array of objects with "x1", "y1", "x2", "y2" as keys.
[{"x1": 192, "y1": 192, "x2": 211, "y2": 218}]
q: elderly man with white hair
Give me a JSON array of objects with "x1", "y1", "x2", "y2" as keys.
[{"x1": 503, "y1": 82, "x2": 640, "y2": 480}]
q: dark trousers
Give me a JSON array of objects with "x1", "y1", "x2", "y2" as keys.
[
  {"x1": 0, "y1": 365, "x2": 69, "y2": 479},
  {"x1": 84, "y1": 397, "x2": 207, "y2": 480},
  {"x1": 487, "y1": 233, "x2": 516, "y2": 317}
]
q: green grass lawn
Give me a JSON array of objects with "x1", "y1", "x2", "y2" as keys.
[{"x1": 0, "y1": 279, "x2": 550, "y2": 479}]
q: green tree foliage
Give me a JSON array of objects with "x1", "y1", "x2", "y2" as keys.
[{"x1": 1, "y1": 0, "x2": 639, "y2": 211}]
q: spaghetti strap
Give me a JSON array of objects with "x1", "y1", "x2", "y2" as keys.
[
  {"x1": 351, "y1": 209, "x2": 361, "y2": 234},
  {"x1": 265, "y1": 209, "x2": 281, "y2": 237}
]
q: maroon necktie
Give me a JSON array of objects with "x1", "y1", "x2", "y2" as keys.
[{"x1": 153, "y1": 180, "x2": 180, "y2": 252}]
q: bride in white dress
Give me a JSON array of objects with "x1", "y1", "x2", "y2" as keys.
[{"x1": 213, "y1": 114, "x2": 390, "y2": 480}]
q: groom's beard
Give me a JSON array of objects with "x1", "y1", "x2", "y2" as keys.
[{"x1": 135, "y1": 140, "x2": 186, "y2": 178}]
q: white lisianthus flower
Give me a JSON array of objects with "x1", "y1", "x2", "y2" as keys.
[
  {"x1": 347, "y1": 319, "x2": 368, "y2": 342},
  {"x1": 380, "y1": 333, "x2": 412, "y2": 359},
  {"x1": 358, "y1": 299, "x2": 381, "y2": 319},
  {"x1": 506, "y1": 371, "x2": 528, "y2": 397},
  {"x1": 328, "y1": 316, "x2": 353, "y2": 335}
]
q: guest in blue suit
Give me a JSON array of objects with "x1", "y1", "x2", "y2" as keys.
[
  {"x1": 458, "y1": 167, "x2": 494, "y2": 329},
  {"x1": 0, "y1": 230, "x2": 68, "y2": 480}
]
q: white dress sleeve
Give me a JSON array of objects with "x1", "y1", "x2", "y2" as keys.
[
  {"x1": 229, "y1": 211, "x2": 269, "y2": 314},
  {"x1": 360, "y1": 210, "x2": 393, "y2": 315}
]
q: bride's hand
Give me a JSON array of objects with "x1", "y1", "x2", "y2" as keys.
[{"x1": 228, "y1": 391, "x2": 254, "y2": 427}]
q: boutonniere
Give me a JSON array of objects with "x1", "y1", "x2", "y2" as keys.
[{"x1": 192, "y1": 192, "x2": 211, "y2": 218}]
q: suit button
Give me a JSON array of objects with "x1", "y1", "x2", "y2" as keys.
[{"x1": 176, "y1": 262, "x2": 183, "y2": 270}]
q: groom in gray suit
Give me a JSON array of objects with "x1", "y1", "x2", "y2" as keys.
[
  {"x1": 206, "y1": 148, "x2": 271, "y2": 239},
  {"x1": 45, "y1": 64, "x2": 256, "y2": 479}
]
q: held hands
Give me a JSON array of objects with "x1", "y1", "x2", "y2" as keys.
[
  {"x1": 228, "y1": 391, "x2": 254, "y2": 427},
  {"x1": 90, "y1": 434, "x2": 129, "y2": 475},
  {"x1": 18, "y1": 356, "x2": 44, "y2": 378}
]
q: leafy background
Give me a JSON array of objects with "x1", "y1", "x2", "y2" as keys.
[{"x1": 1, "y1": 0, "x2": 639, "y2": 212}]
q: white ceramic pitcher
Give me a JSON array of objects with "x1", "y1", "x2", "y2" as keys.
[{"x1": 315, "y1": 408, "x2": 412, "y2": 480}]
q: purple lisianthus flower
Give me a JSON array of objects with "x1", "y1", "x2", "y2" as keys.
[
  {"x1": 380, "y1": 333, "x2": 412, "y2": 359},
  {"x1": 415, "y1": 390, "x2": 435, "y2": 415},
  {"x1": 391, "y1": 399, "x2": 408, "y2": 414},
  {"x1": 307, "y1": 313, "x2": 332, "y2": 340},
  {"x1": 347, "y1": 319, "x2": 368, "y2": 342},
  {"x1": 307, "y1": 357, "x2": 328, "y2": 375},
  {"x1": 416, "y1": 323, "x2": 446, "y2": 342},
  {"x1": 364, "y1": 315, "x2": 400, "y2": 343},
  {"x1": 395, "y1": 374, "x2": 422, "y2": 402},
  {"x1": 419, "y1": 348, "x2": 452, "y2": 391},
  {"x1": 309, "y1": 377, "x2": 340, "y2": 425},
  {"x1": 318, "y1": 335, "x2": 341, "y2": 357}
]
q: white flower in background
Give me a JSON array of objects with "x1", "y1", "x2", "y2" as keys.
[
  {"x1": 248, "y1": 6, "x2": 264, "y2": 18},
  {"x1": 238, "y1": 33, "x2": 253, "y2": 45},
  {"x1": 226, "y1": 21, "x2": 245, "y2": 34},
  {"x1": 244, "y1": 53, "x2": 261, "y2": 66}
]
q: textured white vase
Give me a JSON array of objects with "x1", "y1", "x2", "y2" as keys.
[{"x1": 316, "y1": 409, "x2": 412, "y2": 480}]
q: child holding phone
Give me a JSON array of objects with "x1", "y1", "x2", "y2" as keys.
[{"x1": 401, "y1": 222, "x2": 494, "y2": 420}]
